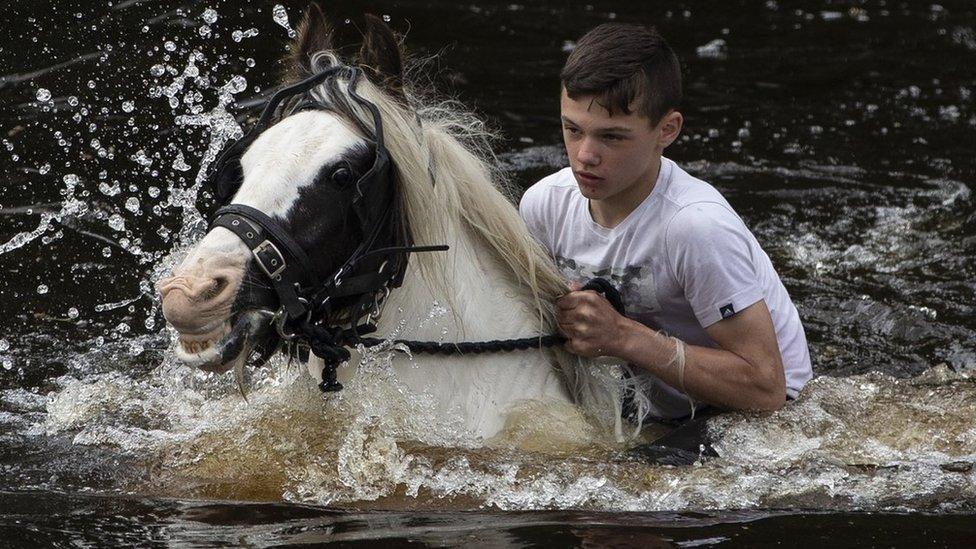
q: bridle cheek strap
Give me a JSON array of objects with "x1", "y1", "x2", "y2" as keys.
[{"x1": 211, "y1": 204, "x2": 316, "y2": 318}]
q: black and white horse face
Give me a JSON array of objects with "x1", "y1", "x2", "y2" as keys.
[
  {"x1": 159, "y1": 4, "x2": 408, "y2": 372},
  {"x1": 159, "y1": 110, "x2": 377, "y2": 371},
  {"x1": 234, "y1": 110, "x2": 375, "y2": 278}
]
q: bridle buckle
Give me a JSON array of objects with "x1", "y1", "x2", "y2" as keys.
[{"x1": 253, "y1": 240, "x2": 287, "y2": 280}]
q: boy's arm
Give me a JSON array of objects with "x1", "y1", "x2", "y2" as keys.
[
  {"x1": 557, "y1": 291, "x2": 786, "y2": 411},
  {"x1": 556, "y1": 201, "x2": 788, "y2": 411}
]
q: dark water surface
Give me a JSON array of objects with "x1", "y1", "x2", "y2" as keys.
[
  {"x1": 4, "y1": 491, "x2": 976, "y2": 547},
  {"x1": 2, "y1": 0, "x2": 975, "y2": 546}
]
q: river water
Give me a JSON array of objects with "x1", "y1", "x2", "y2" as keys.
[{"x1": 1, "y1": 0, "x2": 975, "y2": 546}]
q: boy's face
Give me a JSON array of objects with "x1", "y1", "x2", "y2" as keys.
[{"x1": 560, "y1": 88, "x2": 681, "y2": 203}]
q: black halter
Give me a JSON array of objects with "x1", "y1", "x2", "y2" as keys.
[{"x1": 204, "y1": 66, "x2": 447, "y2": 388}]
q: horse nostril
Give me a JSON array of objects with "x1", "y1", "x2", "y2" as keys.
[{"x1": 211, "y1": 276, "x2": 229, "y2": 299}]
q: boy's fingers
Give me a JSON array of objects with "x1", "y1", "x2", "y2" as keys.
[{"x1": 556, "y1": 292, "x2": 581, "y2": 310}]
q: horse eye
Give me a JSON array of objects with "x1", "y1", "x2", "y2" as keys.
[{"x1": 331, "y1": 166, "x2": 354, "y2": 186}]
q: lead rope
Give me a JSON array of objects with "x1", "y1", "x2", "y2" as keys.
[{"x1": 309, "y1": 278, "x2": 621, "y2": 393}]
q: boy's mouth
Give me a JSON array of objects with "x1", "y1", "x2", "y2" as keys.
[{"x1": 576, "y1": 171, "x2": 603, "y2": 183}]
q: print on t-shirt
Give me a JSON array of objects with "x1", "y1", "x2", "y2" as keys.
[{"x1": 554, "y1": 256, "x2": 661, "y2": 316}]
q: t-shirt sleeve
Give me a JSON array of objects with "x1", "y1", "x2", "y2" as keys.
[
  {"x1": 665, "y1": 202, "x2": 765, "y2": 328},
  {"x1": 518, "y1": 182, "x2": 551, "y2": 252}
]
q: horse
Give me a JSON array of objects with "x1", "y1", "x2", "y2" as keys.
[{"x1": 157, "y1": 6, "x2": 642, "y2": 441}]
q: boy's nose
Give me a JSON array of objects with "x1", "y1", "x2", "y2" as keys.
[{"x1": 576, "y1": 139, "x2": 601, "y2": 167}]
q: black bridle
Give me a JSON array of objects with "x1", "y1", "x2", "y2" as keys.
[{"x1": 205, "y1": 65, "x2": 446, "y2": 390}]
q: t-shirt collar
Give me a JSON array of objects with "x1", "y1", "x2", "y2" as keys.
[{"x1": 582, "y1": 157, "x2": 674, "y2": 238}]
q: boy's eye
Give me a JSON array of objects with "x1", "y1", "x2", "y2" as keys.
[
  {"x1": 564, "y1": 126, "x2": 581, "y2": 134},
  {"x1": 603, "y1": 134, "x2": 622, "y2": 141}
]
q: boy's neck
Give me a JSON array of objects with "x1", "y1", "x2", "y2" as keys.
[{"x1": 588, "y1": 156, "x2": 663, "y2": 229}]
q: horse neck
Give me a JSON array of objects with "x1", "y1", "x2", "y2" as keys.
[{"x1": 378, "y1": 222, "x2": 540, "y2": 343}]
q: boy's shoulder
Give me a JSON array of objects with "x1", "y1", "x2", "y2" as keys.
[
  {"x1": 659, "y1": 160, "x2": 729, "y2": 212},
  {"x1": 519, "y1": 167, "x2": 579, "y2": 213}
]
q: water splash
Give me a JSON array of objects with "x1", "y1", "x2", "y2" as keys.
[
  {"x1": 29, "y1": 353, "x2": 976, "y2": 511},
  {"x1": 94, "y1": 296, "x2": 142, "y2": 313},
  {"x1": 0, "y1": 174, "x2": 86, "y2": 256},
  {"x1": 170, "y1": 74, "x2": 246, "y2": 244}
]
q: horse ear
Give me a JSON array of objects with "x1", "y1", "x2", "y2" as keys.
[
  {"x1": 357, "y1": 14, "x2": 405, "y2": 99},
  {"x1": 286, "y1": 2, "x2": 332, "y2": 80}
]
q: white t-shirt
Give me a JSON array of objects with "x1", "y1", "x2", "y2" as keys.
[{"x1": 519, "y1": 157, "x2": 813, "y2": 418}]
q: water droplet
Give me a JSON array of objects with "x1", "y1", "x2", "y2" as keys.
[
  {"x1": 232, "y1": 28, "x2": 259, "y2": 43},
  {"x1": 67, "y1": 307, "x2": 79, "y2": 319},
  {"x1": 164, "y1": 40, "x2": 177, "y2": 52},
  {"x1": 224, "y1": 75, "x2": 247, "y2": 94},
  {"x1": 272, "y1": 4, "x2": 297, "y2": 38},
  {"x1": 122, "y1": 101, "x2": 135, "y2": 113},
  {"x1": 2, "y1": 358, "x2": 11, "y2": 371},
  {"x1": 102, "y1": 247, "x2": 112, "y2": 257},
  {"x1": 125, "y1": 197, "x2": 140, "y2": 213},
  {"x1": 128, "y1": 340, "x2": 145, "y2": 356},
  {"x1": 37, "y1": 284, "x2": 49, "y2": 294},
  {"x1": 147, "y1": 186, "x2": 160, "y2": 198},
  {"x1": 173, "y1": 152, "x2": 191, "y2": 172},
  {"x1": 108, "y1": 214, "x2": 125, "y2": 231},
  {"x1": 98, "y1": 182, "x2": 121, "y2": 196},
  {"x1": 198, "y1": 25, "x2": 212, "y2": 38},
  {"x1": 131, "y1": 149, "x2": 153, "y2": 167},
  {"x1": 67, "y1": 96, "x2": 79, "y2": 107},
  {"x1": 36, "y1": 88, "x2": 51, "y2": 102},
  {"x1": 38, "y1": 163, "x2": 51, "y2": 175},
  {"x1": 150, "y1": 64, "x2": 166, "y2": 77},
  {"x1": 202, "y1": 8, "x2": 218, "y2": 24},
  {"x1": 0, "y1": 339, "x2": 9, "y2": 352}
]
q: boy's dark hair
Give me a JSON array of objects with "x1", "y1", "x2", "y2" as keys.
[{"x1": 560, "y1": 23, "x2": 682, "y2": 124}]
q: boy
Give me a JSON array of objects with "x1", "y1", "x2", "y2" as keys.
[{"x1": 519, "y1": 23, "x2": 812, "y2": 419}]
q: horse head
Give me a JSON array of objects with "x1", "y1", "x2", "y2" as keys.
[{"x1": 158, "y1": 6, "x2": 411, "y2": 374}]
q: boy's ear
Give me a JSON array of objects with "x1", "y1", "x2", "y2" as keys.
[
  {"x1": 658, "y1": 110, "x2": 683, "y2": 148},
  {"x1": 356, "y1": 14, "x2": 405, "y2": 100},
  {"x1": 285, "y1": 2, "x2": 332, "y2": 81}
]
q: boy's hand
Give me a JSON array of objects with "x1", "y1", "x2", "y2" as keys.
[{"x1": 556, "y1": 282, "x2": 631, "y2": 358}]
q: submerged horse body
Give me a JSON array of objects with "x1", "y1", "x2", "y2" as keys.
[{"x1": 159, "y1": 9, "x2": 635, "y2": 440}]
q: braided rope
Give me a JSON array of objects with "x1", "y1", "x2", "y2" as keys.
[
  {"x1": 354, "y1": 334, "x2": 566, "y2": 355},
  {"x1": 304, "y1": 278, "x2": 620, "y2": 393}
]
